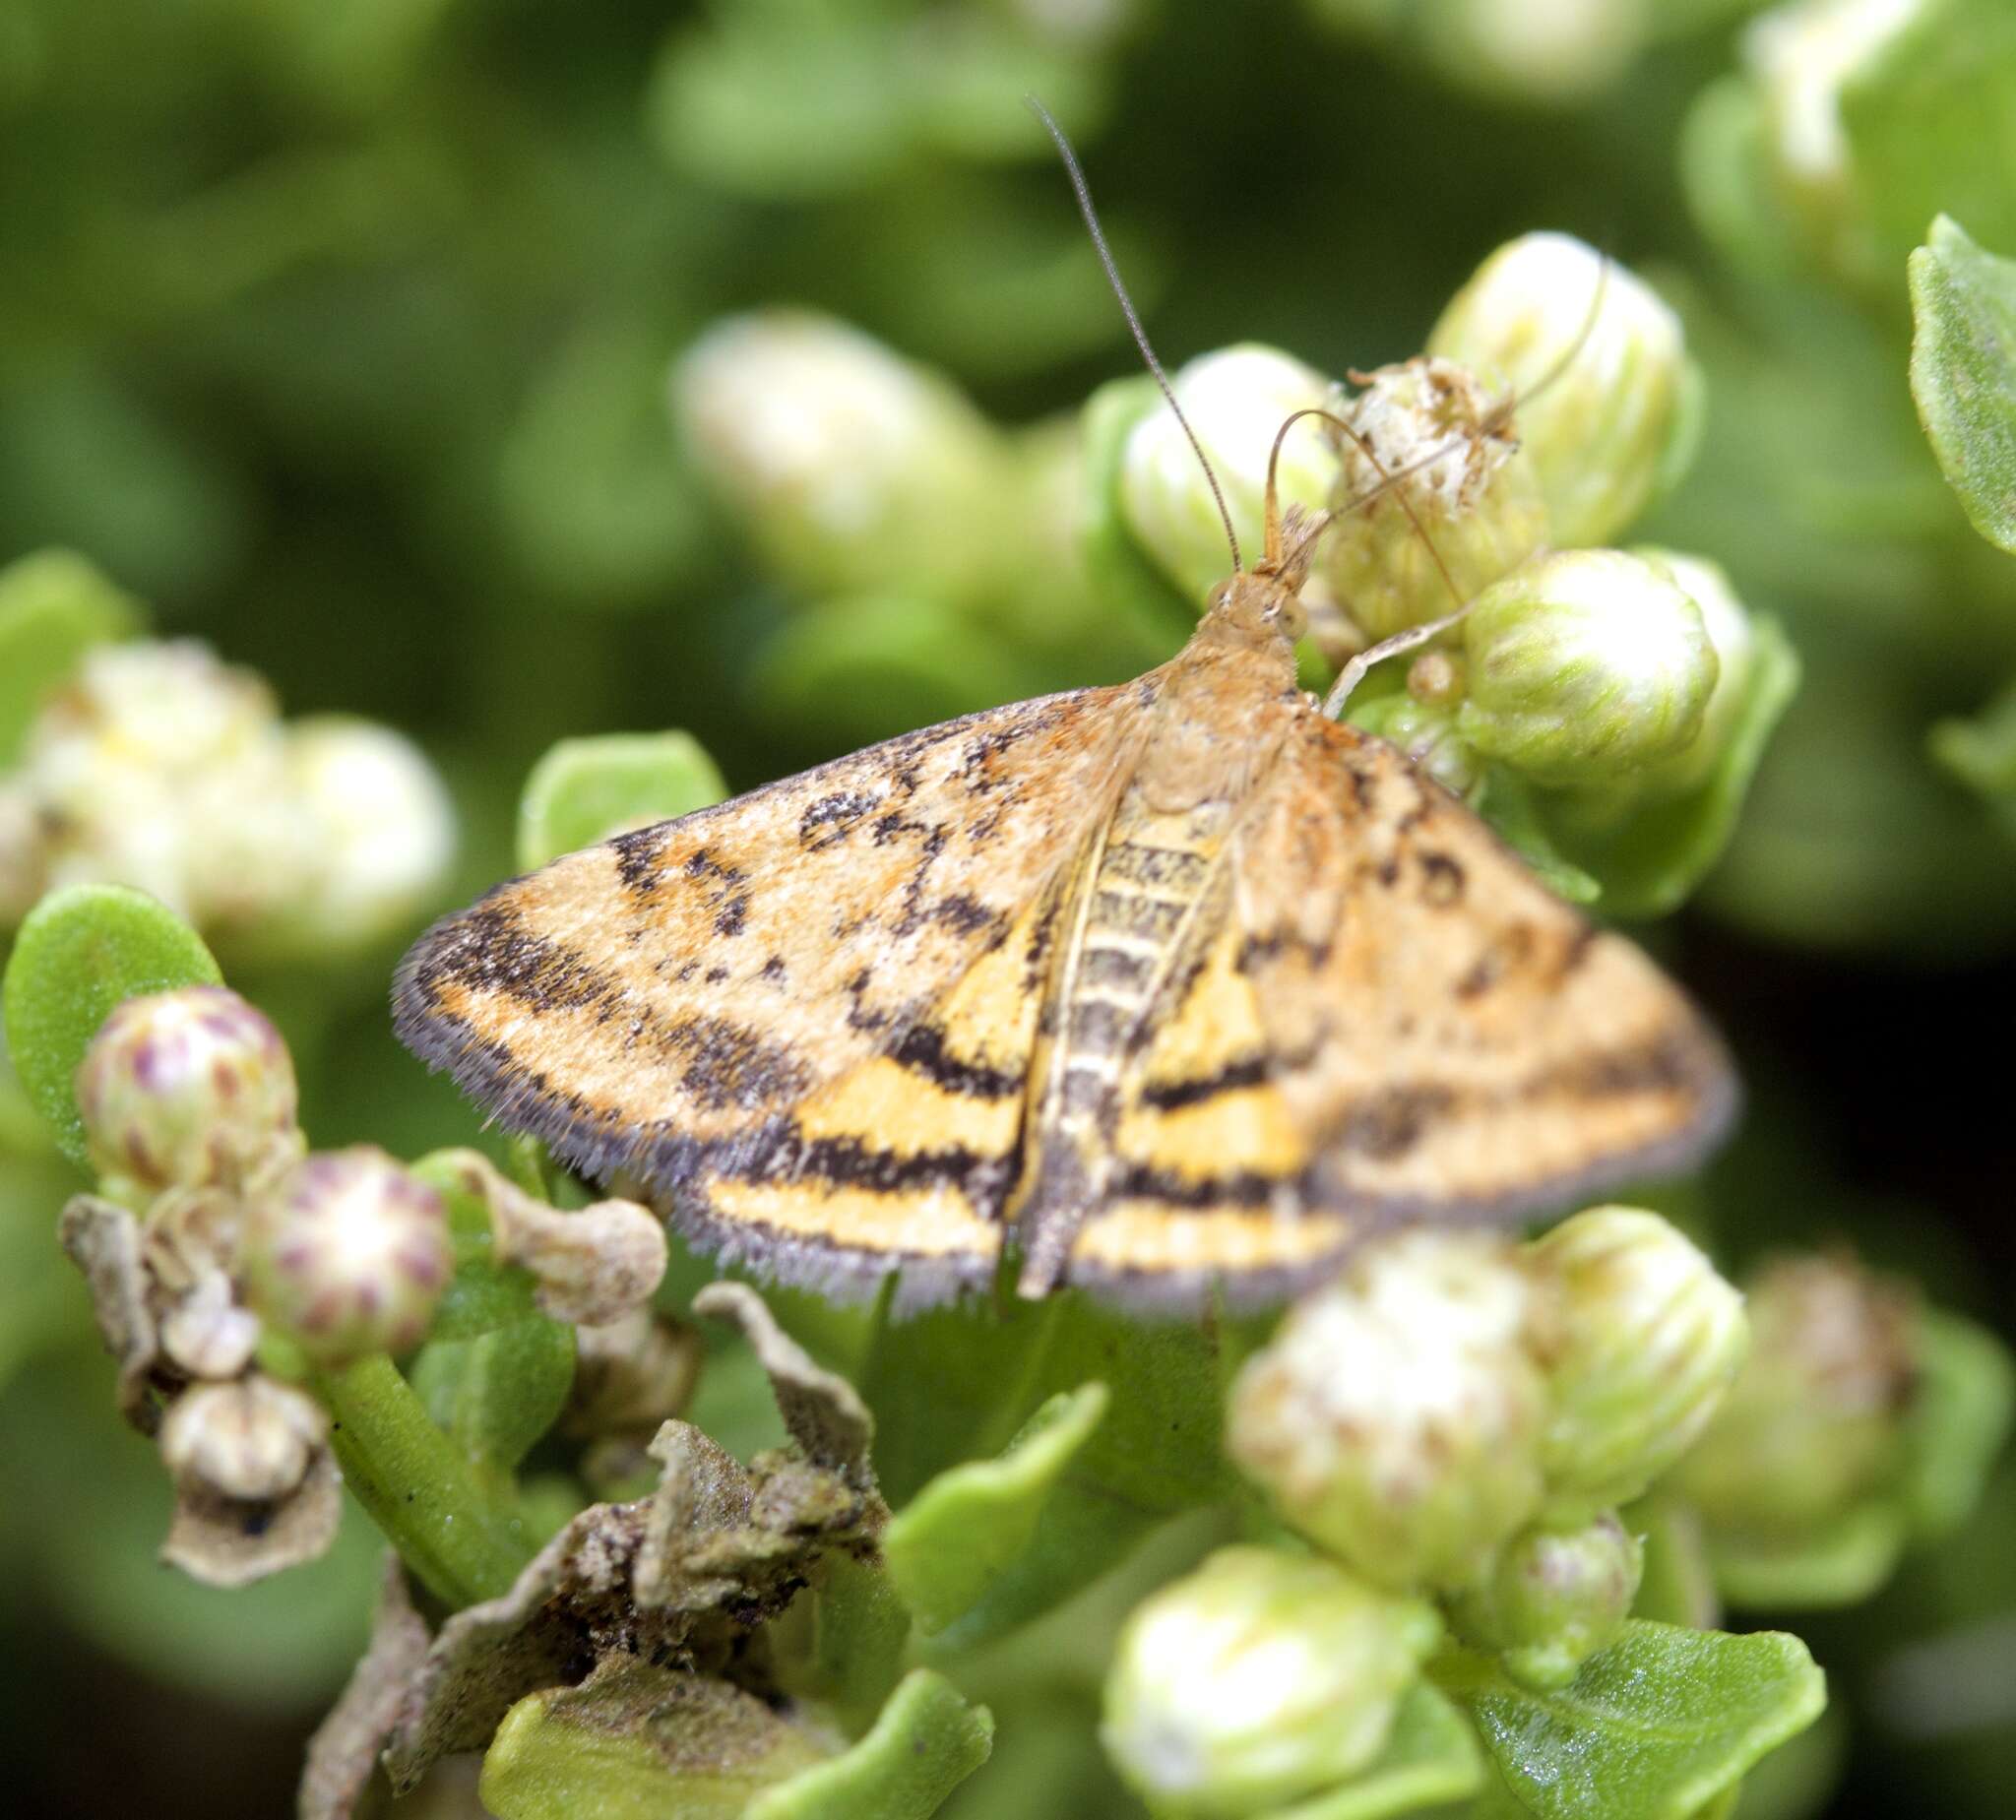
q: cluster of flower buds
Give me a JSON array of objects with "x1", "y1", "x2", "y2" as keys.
[
  {"x1": 0, "y1": 639, "x2": 453, "y2": 951},
  {"x1": 66, "y1": 986, "x2": 454, "y2": 1581},
  {"x1": 1166, "y1": 1203, "x2": 1748, "y2": 1793}
]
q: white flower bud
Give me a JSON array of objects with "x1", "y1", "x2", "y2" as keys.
[
  {"x1": 242, "y1": 1146, "x2": 452, "y2": 1365},
  {"x1": 1673, "y1": 1254, "x2": 1917, "y2": 1536},
  {"x1": 274, "y1": 717, "x2": 456, "y2": 946},
  {"x1": 159, "y1": 1373, "x2": 328, "y2": 1502},
  {"x1": 1119, "y1": 344, "x2": 1340, "y2": 602},
  {"x1": 1625, "y1": 548, "x2": 1760, "y2": 797},
  {"x1": 76, "y1": 986, "x2": 301, "y2": 1198},
  {"x1": 1428, "y1": 233, "x2": 1691, "y2": 545},
  {"x1": 1458, "y1": 548, "x2": 1718, "y2": 786},
  {"x1": 1525, "y1": 1208, "x2": 1749, "y2": 1517},
  {"x1": 1323, "y1": 356, "x2": 1549, "y2": 642},
  {"x1": 1102, "y1": 1545, "x2": 1440, "y2": 1816},
  {"x1": 673, "y1": 310, "x2": 1001, "y2": 596},
  {"x1": 1228, "y1": 1232, "x2": 1546, "y2": 1590},
  {"x1": 1455, "y1": 1510, "x2": 1643, "y2": 1690},
  {"x1": 1418, "y1": 0, "x2": 1649, "y2": 103}
]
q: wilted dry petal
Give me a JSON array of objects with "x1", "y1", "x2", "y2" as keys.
[
  {"x1": 58, "y1": 1194, "x2": 161, "y2": 1430},
  {"x1": 636, "y1": 1419, "x2": 757, "y2": 1611},
  {"x1": 299, "y1": 1555, "x2": 432, "y2": 1820},
  {"x1": 160, "y1": 1374, "x2": 328, "y2": 1501},
  {"x1": 693, "y1": 1283, "x2": 875, "y2": 1487},
  {"x1": 161, "y1": 1446, "x2": 342, "y2": 1588},
  {"x1": 563, "y1": 1309, "x2": 703, "y2": 1438},
  {"x1": 159, "y1": 1267, "x2": 261, "y2": 1379}
]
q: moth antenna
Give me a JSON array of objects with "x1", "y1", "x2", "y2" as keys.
[
  {"x1": 1262, "y1": 407, "x2": 1462, "y2": 614},
  {"x1": 1027, "y1": 94, "x2": 1242, "y2": 574},
  {"x1": 1481, "y1": 250, "x2": 1612, "y2": 435}
]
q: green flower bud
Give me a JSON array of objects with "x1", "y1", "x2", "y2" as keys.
[
  {"x1": 1429, "y1": 233, "x2": 1692, "y2": 545},
  {"x1": 1119, "y1": 343, "x2": 1340, "y2": 602},
  {"x1": 1457, "y1": 549, "x2": 1717, "y2": 786},
  {"x1": 1347, "y1": 690, "x2": 1481, "y2": 797},
  {"x1": 1746, "y1": 0, "x2": 1927, "y2": 282},
  {"x1": 1101, "y1": 1545, "x2": 1440, "y2": 1817},
  {"x1": 159, "y1": 1373, "x2": 328, "y2": 1502},
  {"x1": 75, "y1": 986, "x2": 301, "y2": 1199},
  {"x1": 1454, "y1": 1510, "x2": 1643, "y2": 1691},
  {"x1": 1625, "y1": 548, "x2": 1759, "y2": 798},
  {"x1": 1525, "y1": 1208, "x2": 1749, "y2": 1517},
  {"x1": 1322, "y1": 356, "x2": 1548, "y2": 642},
  {"x1": 274, "y1": 717, "x2": 455, "y2": 948},
  {"x1": 1228, "y1": 1233, "x2": 1546, "y2": 1589},
  {"x1": 673, "y1": 310, "x2": 1001, "y2": 597},
  {"x1": 242, "y1": 1146, "x2": 451, "y2": 1365},
  {"x1": 1672, "y1": 1254, "x2": 1917, "y2": 1536}
]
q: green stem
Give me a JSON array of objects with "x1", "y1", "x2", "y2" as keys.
[{"x1": 312, "y1": 1352, "x2": 537, "y2": 1608}]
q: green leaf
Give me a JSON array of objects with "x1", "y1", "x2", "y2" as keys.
[
  {"x1": 1, "y1": 885, "x2": 220, "y2": 1167},
  {"x1": 517, "y1": 731, "x2": 729, "y2": 871},
  {"x1": 0, "y1": 548, "x2": 144, "y2": 768},
  {"x1": 1897, "y1": 1308, "x2": 2015, "y2": 1541},
  {"x1": 1628, "y1": 1498, "x2": 1723, "y2": 1632},
  {"x1": 748, "y1": 1669, "x2": 993, "y2": 1820},
  {"x1": 885, "y1": 1382, "x2": 1110, "y2": 1633},
  {"x1": 1268, "y1": 1682, "x2": 1483, "y2": 1820},
  {"x1": 1909, "y1": 216, "x2": 2016, "y2": 554},
  {"x1": 1706, "y1": 1502, "x2": 1910, "y2": 1611},
  {"x1": 1534, "y1": 616, "x2": 1802, "y2": 920},
  {"x1": 1472, "y1": 769, "x2": 1602, "y2": 906},
  {"x1": 1928, "y1": 678, "x2": 2016, "y2": 813},
  {"x1": 1437, "y1": 1620, "x2": 1826, "y2": 1820}
]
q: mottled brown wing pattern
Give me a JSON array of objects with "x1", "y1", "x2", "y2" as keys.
[
  {"x1": 1237, "y1": 713, "x2": 1736, "y2": 1224},
  {"x1": 395, "y1": 682, "x2": 1158, "y2": 1296}
]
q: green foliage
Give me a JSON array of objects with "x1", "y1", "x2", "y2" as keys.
[
  {"x1": 517, "y1": 732, "x2": 729, "y2": 871},
  {"x1": 1437, "y1": 1622, "x2": 1826, "y2": 1820},
  {"x1": 1910, "y1": 216, "x2": 2016, "y2": 554},
  {"x1": 1267, "y1": 1684, "x2": 1481, "y2": 1820},
  {"x1": 1, "y1": 884, "x2": 220, "y2": 1166},
  {"x1": 0, "y1": 548, "x2": 142, "y2": 767},
  {"x1": 748, "y1": 1669, "x2": 995, "y2": 1820}
]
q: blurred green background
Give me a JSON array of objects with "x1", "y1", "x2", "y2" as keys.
[{"x1": 3, "y1": 0, "x2": 2015, "y2": 1814}]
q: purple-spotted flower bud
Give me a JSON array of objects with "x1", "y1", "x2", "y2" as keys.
[
  {"x1": 1101, "y1": 1545, "x2": 1440, "y2": 1816},
  {"x1": 1228, "y1": 1232, "x2": 1547, "y2": 1590},
  {"x1": 159, "y1": 1373, "x2": 328, "y2": 1502},
  {"x1": 1453, "y1": 1510, "x2": 1643, "y2": 1690},
  {"x1": 1525, "y1": 1207, "x2": 1749, "y2": 1517},
  {"x1": 1322, "y1": 355, "x2": 1549, "y2": 642},
  {"x1": 75, "y1": 986, "x2": 301, "y2": 1200},
  {"x1": 242, "y1": 1146, "x2": 451, "y2": 1365}
]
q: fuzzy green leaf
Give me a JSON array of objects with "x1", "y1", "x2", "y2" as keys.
[
  {"x1": 1, "y1": 885, "x2": 220, "y2": 1166},
  {"x1": 884, "y1": 1382, "x2": 1110, "y2": 1633},
  {"x1": 1437, "y1": 1621, "x2": 1826, "y2": 1820},
  {"x1": 0, "y1": 549, "x2": 144, "y2": 768},
  {"x1": 1910, "y1": 216, "x2": 2016, "y2": 553},
  {"x1": 517, "y1": 731, "x2": 728, "y2": 871},
  {"x1": 747, "y1": 1668, "x2": 993, "y2": 1820},
  {"x1": 1267, "y1": 1681, "x2": 1483, "y2": 1820}
]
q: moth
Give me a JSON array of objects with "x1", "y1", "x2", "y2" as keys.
[{"x1": 395, "y1": 137, "x2": 1734, "y2": 1315}]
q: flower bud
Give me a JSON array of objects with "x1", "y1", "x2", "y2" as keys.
[
  {"x1": 1429, "y1": 233, "x2": 1691, "y2": 545},
  {"x1": 1101, "y1": 1545, "x2": 1440, "y2": 1816},
  {"x1": 1525, "y1": 1208, "x2": 1748, "y2": 1516},
  {"x1": 1745, "y1": 0, "x2": 1927, "y2": 282},
  {"x1": 1415, "y1": 0, "x2": 1650, "y2": 104},
  {"x1": 1228, "y1": 1232, "x2": 1546, "y2": 1589},
  {"x1": 76, "y1": 986, "x2": 301, "y2": 1199},
  {"x1": 242, "y1": 1146, "x2": 451, "y2": 1365},
  {"x1": 274, "y1": 718, "x2": 455, "y2": 947},
  {"x1": 158, "y1": 1267, "x2": 262, "y2": 1380},
  {"x1": 1457, "y1": 549, "x2": 1718, "y2": 786},
  {"x1": 1322, "y1": 356, "x2": 1548, "y2": 642},
  {"x1": 1672, "y1": 1254, "x2": 1917, "y2": 1536},
  {"x1": 1624, "y1": 548, "x2": 1758, "y2": 798},
  {"x1": 159, "y1": 1373, "x2": 328, "y2": 1502},
  {"x1": 1454, "y1": 1510, "x2": 1643, "y2": 1690},
  {"x1": 1119, "y1": 344, "x2": 1340, "y2": 602},
  {"x1": 673, "y1": 310, "x2": 1001, "y2": 597}
]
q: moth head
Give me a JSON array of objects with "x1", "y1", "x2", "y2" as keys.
[{"x1": 1204, "y1": 570, "x2": 1310, "y2": 647}]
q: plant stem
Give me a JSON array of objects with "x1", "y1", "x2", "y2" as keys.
[{"x1": 312, "y1": 1351, "x2": 536, "y2": 1608}]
